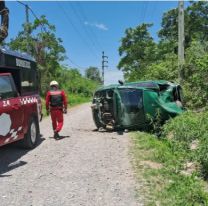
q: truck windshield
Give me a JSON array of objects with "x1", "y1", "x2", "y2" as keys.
[
  {"x1": 119, "y1": 89, "x2": 143, "y2": 112},
  {"x1": 0, "y1": 76, "x2": 16, "y2": 99}
]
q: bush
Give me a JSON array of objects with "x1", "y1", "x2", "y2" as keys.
[
  {"x1": 163, "y1": 111, "x2": 208, "y2": 177},
  {"x1": 183, "y1": 41, "x2": 208, "y2": 108},
  {"x1": 159, "y1": 174, "x2": 208, "y2": 206},
  {"x1": 132, "y1": 130, "x2": 208, "y2": 206}
]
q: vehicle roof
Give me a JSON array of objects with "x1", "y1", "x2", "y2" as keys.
[
  {"x1": 95, "y1": 80, "x2": 179, "y2": 92},
  {"x1": 0, "y1": 72, "x2": 11, "y2": 76},
  {"x1": 0, "y1": 47, "x2": 35, "y2": 62},
  {"x1": 0, "y1": 47, "x2": 37, "y2": 70}
]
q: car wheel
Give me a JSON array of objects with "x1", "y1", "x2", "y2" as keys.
[{"x1": 20, "y1": 117, "x2": 40, "y2": 149}]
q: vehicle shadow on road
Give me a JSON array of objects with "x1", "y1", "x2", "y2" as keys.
[
  {"x1": 0, "y1": 137, "x2": 45, "y2": 177},
  {"x1": 92, "y1": 128, "x2": 125, "y2": 135}
]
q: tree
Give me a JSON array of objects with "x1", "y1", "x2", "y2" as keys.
[
  {"x1": 58, "y1": 67, "x2": 98, "y2": 96},
  {"x1": 8, "y1": 15, "x2": 66, "y2": 94},
  {"x1": 182, "y1": 41, "x2": 208, "y2": 108},
  {"x1": 118, "y1": 23, "x2": 158, "y2": 81},
  {"x1": 85, "y1": 67, "x2": 102, "y2": 83},
  {"x1": 158, "y1": 1, "x2": 208, "y2": 51}
]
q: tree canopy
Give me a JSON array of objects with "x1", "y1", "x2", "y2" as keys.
[
  {"x1": 8, "y1": 15, "x2": 99, "y2": 98},
  {"x1": 85, "y1": 67, "x2": 102, "y2": 84},
  {"x1": 118, "y1": 1, "x2": 208, "y2": 108}
]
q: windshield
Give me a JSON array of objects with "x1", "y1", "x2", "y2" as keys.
[{"x1": 119, "y1": 89, "x2": 143, "y2": 112}]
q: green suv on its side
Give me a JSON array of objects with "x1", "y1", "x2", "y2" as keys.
[{"x1": 91, "y1": 80, "x2": 184, "y2": 131}]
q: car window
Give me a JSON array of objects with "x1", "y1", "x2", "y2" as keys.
[
  {"x1": 21, "y1": 68, "x2": 38, "y2": 94},
  {"x1": 119, "y1": 89, "x2": 143, "y2": 110},
  {"x1": 0, "y1": 76, "x2": 17, "y2": 100}
]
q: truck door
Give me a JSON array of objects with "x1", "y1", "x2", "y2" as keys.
[
  {"x1": 117, "y1": 88, "x2": 145, "y2": 128},
  {"x1": 0, "y1": 74, "x2": 24, "y2": 145}
]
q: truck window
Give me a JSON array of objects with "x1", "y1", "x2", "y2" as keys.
[
  {"x1": 21, "y1": 68, "x2": 38, "y2": 94},
  {"x1": 0, "y1": 75, "x2": 17, "y2": 99}
]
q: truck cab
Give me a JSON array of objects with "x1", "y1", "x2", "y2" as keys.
[{"x1": 0, "y1": 48, "x2": 42, "y2": 149}]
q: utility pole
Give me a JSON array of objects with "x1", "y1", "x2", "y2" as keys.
[
  {"x1": 178, "y1": 0, "x2": 185, "y2": 85},
  {"x1": 102, "y1": 51, "x2": 108, "y2": 85},
  {"x1": 25, "y1": 4, "x2": 30, "y2": 54},
  {"x1": 17, "y1": 1, "x2": 30, "y2": 54}
]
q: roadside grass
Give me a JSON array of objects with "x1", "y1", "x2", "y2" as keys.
[
  {"x1": 131, "y1": 111, "x2": 208, "y2": 205},
  {"x1": 41, "y1": 94, "x2": 91, "y2": 117},
  {"x1": 68, "y1": 93, "x2": 91, "y2": 107}
]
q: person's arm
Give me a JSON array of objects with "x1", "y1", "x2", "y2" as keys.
[
  {"x1": 45, "y1": 91, "x2": 50, "y2": 113},
  {"x1": 62, "y1": 90, "x2": 68, "y2": 111}
]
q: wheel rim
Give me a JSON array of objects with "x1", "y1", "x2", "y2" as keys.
[{"x1": 30, "y1": 122, "x2": 37, "y2": 144}]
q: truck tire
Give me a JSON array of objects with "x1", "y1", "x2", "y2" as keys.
[{"x1": 20, "y1": 117, "x2": 40, "y2": 149}]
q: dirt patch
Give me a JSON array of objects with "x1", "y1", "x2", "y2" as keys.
[
  {"x1": 181, "y1": 162, "x2": 198, "y2": 176},
  {"x1": 140, "y1": 160, "x2": 163, "y2": 169},
  {"x1": 190, "y1": 140, "x2": 199, "y2": 150}
]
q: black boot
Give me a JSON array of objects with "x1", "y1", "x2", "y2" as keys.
[{"x1": 54, "y1": 131, "x2": 60, "y2": 139}]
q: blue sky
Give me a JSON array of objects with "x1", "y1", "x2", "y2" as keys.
[{"x1": 6, "y1": 1, "x2": 180, "y2": 85}]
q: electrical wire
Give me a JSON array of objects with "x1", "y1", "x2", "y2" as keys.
[
  {"x1": 143, "y1": 1, "x2": 149, "y2": 23},
  {"x1": 68, "y1": 58, "x2": 85, "y2": 70},
  {"x1": 17, "y1": 1, "x2": 84, "y2": 70},
  {"x1": 75, "y1": 2, "x2": 104, "y2": 52},
  {"x1": 68, "y1": 3, "x2": 101, "y2": 55},
  {"x1": 57, "y1": 1, "x2": 99, "y2": 59}
]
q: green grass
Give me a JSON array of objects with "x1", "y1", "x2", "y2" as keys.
[
  {"x1": 68, "y1": 93, "x2": 91, "y2": 106},
  {"x1": 41, "y1": 93, "x2": 91, "y2": 117},
  {"x1": 131, "y1": 131, "x2": 208, "y2": 206}
]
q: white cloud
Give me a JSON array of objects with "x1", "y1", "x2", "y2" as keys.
[
  {"x1": 84, "y1": 21, "x2": 108, "y2": 31},
  {"x1": 104, "y1": 70, "x2": 124, "y2": 85}
]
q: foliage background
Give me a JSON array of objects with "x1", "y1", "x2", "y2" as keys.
[
  {"x1": 7, "y1": 15, "x2": 101, "y2": 106},
  {"x1": 118, "y1": 1, "x2": 208, "y2": 109}
]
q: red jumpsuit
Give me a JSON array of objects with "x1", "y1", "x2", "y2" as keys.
[{"x1": 46, "y1": 90, "x2": 67, "y2": 133}]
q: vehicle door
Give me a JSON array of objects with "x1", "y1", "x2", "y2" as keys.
[
  {"x1": 116, "y1": 88, "x2": 145, "y2": 127},
  {"x1": 0, "y1": 74, "x2": 24, "y2": 145}
]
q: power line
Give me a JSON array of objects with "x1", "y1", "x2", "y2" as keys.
[
  {"x1": 68, "y1": 3, "x2": 102, "y2": 55},
  {"x1": 68, "y1": 58, "x2": 85, "y2": 70},
  {"x1": 17, "y1": 1, "x2": 83, "y2": 70},
  {"x1": 57, "y1": 2, "x2": 99, "y2": 59},
  {"x1": 17, "y1": 1, "x2": 47, "y2": 34},
  {"x1": 75, "y1": 2, "x2": 104, "y2": 52},
  {"x1": 29, "y1": 3, "x2": 85, "y2": 70},
  {"x1": 139, "y1": 1, "x2": 148, "y2": 23}
]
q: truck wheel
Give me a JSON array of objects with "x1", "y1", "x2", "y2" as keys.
[{"x1": 20, "y1": 117, "x2": 40, "y2": 149}]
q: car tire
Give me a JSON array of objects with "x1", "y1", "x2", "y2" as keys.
[
  {"x1": 93, "y1": 112, "x2": 105, "y2": 129},
  {"x1": 20, "y1": 117, "x2": 40, "y2": 149}
]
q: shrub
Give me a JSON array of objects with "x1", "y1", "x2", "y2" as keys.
[{"x1": 163, "y1": 111, "x2": 208, "y2": 177}]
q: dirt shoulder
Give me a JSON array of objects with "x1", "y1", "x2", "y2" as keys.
[{"x1": 0, "y1": 103, "x2": 142, "y2": 206}]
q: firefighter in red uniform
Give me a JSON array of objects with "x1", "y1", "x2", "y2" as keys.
[{"x1": 46, "y1": 81, "x2": 67, "y2": 139}]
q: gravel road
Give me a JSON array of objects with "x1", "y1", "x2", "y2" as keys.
[{"x1": 0, "y1": 103, "x2": 142, "y2": 206}]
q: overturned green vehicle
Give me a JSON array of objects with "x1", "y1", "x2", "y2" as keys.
[{"x1": 91, "y1": 80, "x2": 184, "y2": 131}]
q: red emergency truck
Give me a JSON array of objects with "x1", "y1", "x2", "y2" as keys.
[{"x1": 0, "y1": 48, "x2": 42, "y2": 149}]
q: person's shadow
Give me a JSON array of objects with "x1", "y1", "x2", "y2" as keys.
[{"x1": 49, "y1": 135, "x2": 70, "y2": 140}]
